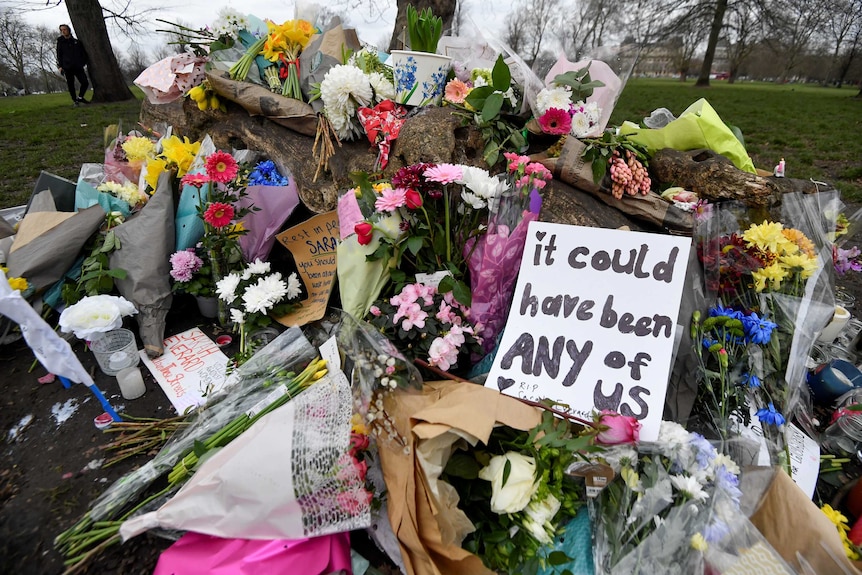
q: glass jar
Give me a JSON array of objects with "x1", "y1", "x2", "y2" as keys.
[
  {"x1": 821, "y1": 414, "x2": 862, "y2": 457},
  {"x1": 806, "y1": 343, "x2": 832, "y2": 370},
  {"x1": 836, "y1": 287, "x2": 856, "y2": 310}
]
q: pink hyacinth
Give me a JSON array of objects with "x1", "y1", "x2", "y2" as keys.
[{"x1": 423, "y1": 163, "x2": 463, "y2": 185}]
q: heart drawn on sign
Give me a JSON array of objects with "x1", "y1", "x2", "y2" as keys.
[
  {"x1": 497, "y1": 376, "x2": 515, "y2": 391},
  {"x1": 536, "y1": 231, "x2": 546, "y2": 241}
]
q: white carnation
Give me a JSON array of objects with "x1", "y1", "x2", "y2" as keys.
[{"x1": 536, "y1": 85, "x2": 572, "y2": 116}]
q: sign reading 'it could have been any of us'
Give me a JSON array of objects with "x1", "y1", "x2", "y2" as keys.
[{"x1": 486, "y1": 221, "x2": 691, "y2": 441}]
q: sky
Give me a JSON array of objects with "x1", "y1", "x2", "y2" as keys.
[{"x1": 15, "y1": 0, "x2": 514, "y2": 61}]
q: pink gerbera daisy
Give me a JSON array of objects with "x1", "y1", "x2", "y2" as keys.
[
  {"x1": 180, "y1": 172, "x2": 211, "y2": 188},
  {"x1": 204, "y1": 202, "x2": 235, "y2": 228},
  {"x1": 205, "y1": 151, "x2": 239, "y2": 184},
  {"x1": 423, "y1": 163, "x2": 463, "y2": 185},
  {"x1": 538, "y1": 107, "x2": 572, "y2": 135},
  {"x1": 375, "y1": 187, "x2": 407, "y2": 212},
  {"x1": 444, "y1": 79, "x2": 470, "y2": 104}
]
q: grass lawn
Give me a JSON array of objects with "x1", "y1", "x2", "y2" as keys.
[{"x1": 0, "y1": 80, "x2": 859, "y2": 209}]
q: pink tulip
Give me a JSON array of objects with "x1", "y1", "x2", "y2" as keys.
[{"x1": 595, "y1": 410, "x2": 641, "y2": 445}]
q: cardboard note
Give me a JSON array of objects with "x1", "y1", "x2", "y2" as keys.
[
  {"x1": 275, "y1": 211, "x2": 339, "y2": 327},
  {"x1": 140, "y1": 327, "x2": 229, "y2": 413},
  {"x1": 485, "y1": 221, "x2": 691, "y2": 441}
]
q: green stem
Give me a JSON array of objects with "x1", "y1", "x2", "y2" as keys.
[{"x1": 444, "y1": 186, "x2": 451, "y2": 263}]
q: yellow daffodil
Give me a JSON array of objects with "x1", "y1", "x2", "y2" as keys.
[
  {"x1": 7, "y1": 276, "x2": 27, "y2": 292},
  {"x1": 144, "y1": 157, "x2": 169, "y2": 191},
  {"x1": 620, "y1": 467, "x2": 640, "y2": 490},
  {"x1": 161, "y1": 135, "x2": 201, "y2": 177}
]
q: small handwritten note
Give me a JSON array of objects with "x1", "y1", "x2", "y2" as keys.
[
  {"x1": 139, "y1": 328, "x2": 228, "y2": 413},
  {"x1": 275, "y1": 211, "x2": 339, "y2": 327}
]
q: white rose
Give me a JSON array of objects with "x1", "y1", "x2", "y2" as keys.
[
  {"x1": 478, "y1": 452, "x2": 539, "y2": 514},
  {"x1": 58, "y1": 295, "x2": 137, "y2": 340}
]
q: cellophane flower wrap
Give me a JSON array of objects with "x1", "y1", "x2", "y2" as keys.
[
  {"x1": 693, "y1": 192, "x2": 838, "y2": 463},
  {"x1": 589, "y1": 421, "x2": 744, "y2": 574},
  {"x1": 464, "y1": 153, "x2": 550, "y2": 353}
]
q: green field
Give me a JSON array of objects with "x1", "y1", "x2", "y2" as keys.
[{"x1": 0, "y1": 79, "x2": 859, "y2": 209}]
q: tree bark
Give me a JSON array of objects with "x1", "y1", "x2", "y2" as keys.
[
  {"x1": 695, "y1": 0, "x2": 729, "y2": 87},
  {"x1": 388, "y1": 0, "x2": 457, "y2": 52},
  {"x1": 65, "y1": 0, "x2": 134, "y2": 102}
]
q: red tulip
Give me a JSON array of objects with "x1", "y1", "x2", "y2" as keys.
[
  {"x1": 595, "y1": 410, "x2": 641, "y2": 445},
  {"x1": 405, "y1": 188, "x2": 423, "y2": 209},
  {"x1": 355, "y1": 221, "x2": 374, "y2": 245}
]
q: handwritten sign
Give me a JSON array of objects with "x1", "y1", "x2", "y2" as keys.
[
  {"x1": 139, "y1": 328, "x2": 228, "y2": 413},
  {"x1": 275, "y1": 211, "x2": 339, "y2": 327},
  {"x1": 485, "y1": 222, "x2": 690, "y2": 441},
  {"x1": 741, "y1": 413, "x2": 820, "y2": 498}
]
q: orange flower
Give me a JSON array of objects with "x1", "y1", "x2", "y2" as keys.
[
  {"x1": 204, "y1": 202, "x2": 235, "y2": 228},
  {"x1": 444, "y1": 79, "x2": 470, "y2": 104}
]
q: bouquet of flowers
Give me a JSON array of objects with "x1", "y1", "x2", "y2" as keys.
[
  {"x1": 258, "y1": 19, "x2": 315, "y2": 100},
  {"x1": 694, "y1": 194, "x2": 836, "y2": 464},
  {"x1": 104, "y1": 124, "x2": 157, "y2": 185},
  {"x1": 95, "y1": 180, "x2": 148, "y2": 211},
  {"x1": 367, "y1": 281, "x2": 483, "y2": 376},
  {"x1": 534, "y1": 66, "x2": 604, "y2": 138},
  {"x1": 58, "y1": 294, "x2": 137, "y2": 341},
  {"x1": 589, "y1": 421, "x2": 744, "y2": 574},
  {"x1": 216, "y1": 258, "x2": 303, "y2": 364}
]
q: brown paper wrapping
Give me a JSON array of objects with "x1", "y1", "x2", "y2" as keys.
[
  {"x1": 748, "y1": 467, "x2": 862, "y2": 574},
  {"x1": 206, "y1": 71, "x2": 318, "y2": 136},
  {"x1": 378, "y1": 380, "x2": 543, "y2": 575},
  {"x1": 533, "y1": 137, "x2": 693, "y2": 234}
]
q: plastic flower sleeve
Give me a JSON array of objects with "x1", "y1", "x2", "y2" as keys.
[
  {"x1": 75, "y1": 163, "x2": 133, "y2": 218},
  {"x1": 88, "y1": 327, "x2": 317, "y2": 522},
  {"x1": 236, "y1": 161, "x2": 300, "y2": 262},
  {"x1": 174, "y1": 135, "x2": 216, "y2": 252}
]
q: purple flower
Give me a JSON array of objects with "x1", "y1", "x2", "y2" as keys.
[{"x1": 169, "y1": 249, "x2": 203, "y2": 282}]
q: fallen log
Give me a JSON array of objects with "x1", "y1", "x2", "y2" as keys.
[{"x1": 650, "y1": 148, "x2": 818, "y2": 208}]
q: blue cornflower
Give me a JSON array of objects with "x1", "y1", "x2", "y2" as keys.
[
  {"x1": 709, "y1": 303, "x2": 743, "y2": 320},
  {"x1": 248, "y1": 160, "x2": 289, "y2": 186},
  {"x1": 702, "y1": 336, "x2": 720, "y2": 351},
  {"x1": 741, "y1": 372, "x2": 761, "y2": 389},
  {"x1": 756, "y1": 403, "x2": 786, "y2": 426},
  {"x1": 741, "y1": 312, "x2": 778, "y2": 344}
]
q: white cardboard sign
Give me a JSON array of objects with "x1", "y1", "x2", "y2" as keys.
[
  {"x1": 140, "y1": 327, "x2": 229, "y2": 414},
  {"x1": 485, "y1": 222, "x2": 690, "y2": 441}
]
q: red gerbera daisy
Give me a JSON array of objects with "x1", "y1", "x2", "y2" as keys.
[
  {"x1": 204, "y1": 202, "x2": 235, "y2": 228},
  {"x1": 205, "y1": 151, "x2": 239, "y2": 184},
  {"x1": 180, "y1": 172, "x2": 211, "y2": 188},
  {"x1": 538, "y1": 107, "x2": 572, "y2": 136}
]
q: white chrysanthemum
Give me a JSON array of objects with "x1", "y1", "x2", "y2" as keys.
[
  {"x1": 286, "y1": 272, "x2": 302, "y2": 300},
  {"x1": 570, "y1": 111, "x2": 592, "y2": 137},
  {"x1": 211, "y1": 8, "x2": 248, "y2": 38},
  {"x1": 460, "y1": 190, "x2": 486, "y2": 210},
  {"x1": 320, "y1": 64, "x2": 374, "y2": 141},
  {"x1": 472, "y1": 75, "x2": 489, "y2": 88},
  {"x1": 246, "y1": 258, "x2": 271, "y2": 276},
  {"x1": 242, "y1": 273, "x2": 288, "y2": 315},
  {"x1": 230, "y1": 308, "x2": 245, "y2": 325},
  {"x1": 658, "y1": 421, "x2": 690, "y2": 446},
  {"x1": 458, "y1": 165, "x2": 504, "y2": 200},
  {"x1": 369, "y1": 72, "x2": 395, "y2": 101},
  {"x1": 670, "y1": 474, "x2": 709, "y2": 501},
  {"x1": 216, "y1": 273, "x2": 241, "y2": 302},
  {"x1": 536, "y1": 85, "x2": 572, "y2": 116},
  {"x1": 584, "y1": 100, "x2": 601, "y2": 124}
]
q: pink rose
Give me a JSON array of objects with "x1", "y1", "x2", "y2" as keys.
[
  {"x1": 349, "y1": 432, "x2": 370, "y2": 456},
  {"x1": 595, "y1": 410, "x2": 641, "y2": 445}
]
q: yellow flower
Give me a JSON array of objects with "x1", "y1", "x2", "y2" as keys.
[
  {"x1": 121, "y1": 136, "x2": 155, "y2": 162},
  {"x1": 690, "y1": 532, "x2": 708, "y2": 552},
  {"x1": 7, "y1": 276, "x2": 28, "y2": 292},
  {"x1": 372, "y1": 182, "x2": 393, "y2": 194},
  {"x1": 780, "y1": 253, "x2": 818, "y2": 278},
  {"x1": 227, "y1": 222, "x2": 245, "y2": 238},
  {"x1": 822, "y1": 504, "x2": 849, "y2": 530},
  {"x1": 280, "y1": 19, "x2": 315, "y2": 49},
  {"x1": 187, "y1": 84, "x2": 207, "y2": 103},
  {"x1": 782, "y1": 227, "x2": 816, "y2": 257},
  {"x1": 743, "y1": 221, "x2": 791, "y2": 254},
  {"x1": 144, "y1": 157, "x2": 169, "y2": 191},
  {"x1": 160, "y1": 135, "x2": 201, "y2": 177},
  {"x1": 621, "y1": 467, "x2": 640, "y2": 490},
  {"x1": 752, "y1": 262, "x2": 788, "y2": 291}
]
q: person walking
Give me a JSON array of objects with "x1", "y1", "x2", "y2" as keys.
[{"x1": 56, "y1": 24, "x2": 90, "y2": 106}]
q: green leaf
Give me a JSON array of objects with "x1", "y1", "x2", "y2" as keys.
[
  {"x1": 107, "y1": 268, "x2": 127, "y2": 279},
  {"x1": 548, "y1": 551, "x2": 570, "y2": 566},
  {"x1": 501, "y1": 458, "x2": 511, "y2": 486},
  {"x1": 451, "y1": 279, "x2": 471, "y2": 307},
  {"x1": 437, "y1": 275, "x2": 455, "y2": 294},
  {"x1": 491, "y1": 54, "x2": 511, "y2": 90},
  {"x1": 444, "y1": 452, "x2": 481, "y2": 479},
  {"x1": 193, "y1": 439, "x2": 207, "y2": 458},
  {"x1": 97, "y1": 275, "x2": 114, "y2": 292},
  {"x1": 482, "y1": 92, "x2": 504, "y2": 123},
  {"x1": 484, "y1": 530, "x2": 508, "y2": 543},
  {"x1": 406, "y1": 235, "x2": 424, "y2": 256}
]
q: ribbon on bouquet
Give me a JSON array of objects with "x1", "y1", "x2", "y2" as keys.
[{"x1": 357, "y1": 100, "x2": 408, "y2": 170}]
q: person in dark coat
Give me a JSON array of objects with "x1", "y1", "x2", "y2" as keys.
[{"x1": 56, "y1": 24, "x2": 90, "y2": 106}]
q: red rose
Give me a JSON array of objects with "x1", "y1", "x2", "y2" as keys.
[
  {"x1": 354, "y1": 222, "x2": 374, "y2": 245},
  {"x1": 595, "y1": 410, "x2": 641, "y2": 445},
  {"x1": 404, "y1": 188, "x2": 423, "y2": 209},
  {"x1": 349, "y1": 432, "x2": 370, "y2": 456}
]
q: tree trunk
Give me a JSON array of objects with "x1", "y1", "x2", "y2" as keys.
[
  {"x1": 65, "y1": 0, "x2": 134, "y2": 102},
  {"x1": 695, "y1": 0, "x2": 729, "y2": 87},
  {"x1": 388, "y1": 0, "x2": 457, "y2": 52}
]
